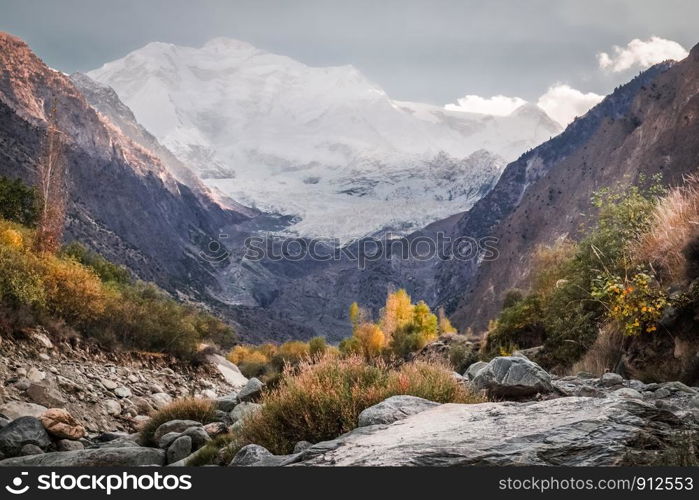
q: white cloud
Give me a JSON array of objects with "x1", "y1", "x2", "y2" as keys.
[
  {"x1": 536, "y1": 84, "x2": 604, "y2": 127},
  {"x1": 598, "y1": 36, "x2": 688, "y2": 72},
  {"x1": 444, "y1": 94, "x2": 527, "y2": 116}
]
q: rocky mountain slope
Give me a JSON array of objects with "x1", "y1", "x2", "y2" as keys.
[
  {"x1": 440, "y1": 43, "x2": 699, "y2": 332},
  {"x1": 0, "y1": 32, "x2": 249, "y2": 298},
  {"x1": 87, "y1": 38, "x2": 560, "y2": 240}
]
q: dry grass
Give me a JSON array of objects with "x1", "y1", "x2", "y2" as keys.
[
  {"x1": 234, "y1": 355, "x2": 484, "y2": 455},
  {"x1": 634, "y1": 175, "x2": 699, "y2": 284},
  {"x1": 571, "y1": 323, "x2": 624, "y2": 376},
  {"x1": 139, "y1": 397, "x2": 216, "y2": 446}
]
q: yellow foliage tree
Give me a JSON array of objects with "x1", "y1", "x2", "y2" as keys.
[
  {"x1": 437, "y1": 307, "x2": 457, "y2": 335},
  {"x1": 0, "y1": 229, "x2": 23, "y2": 249},
  {"x1": 353, "y1": 322, "x2": 386, "y2": 359},
  {"x1": 379, "y1": 289, "x2": 414, "y2": 339}
]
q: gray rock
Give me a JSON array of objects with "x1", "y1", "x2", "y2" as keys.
[
  {"x1": 150, "y1": 393, "x2": 173, "y2": 409},
  {"x1": 13, "y1": 378, "x2": 31, "y2": 391},
  {"x1": 216, "y1": 393, "x2": 239, "y2": 412},
  {"x1": 158, "y1": 432, "x2": 181, "y2": 449},
  {"x1": 0, "y1": 417, "x2": 9, "y2": 430},
  {"x1": 0, "y1": 447, "x2": 165, "y2": 466},
  {"x1": 654, "y1": 388, "x2": 672, "y2": 399},
  {"x1": 56, "y1": 439, "x2": 84, "y2": 452},
  {"x1": 103, "y1": 399, "x2": 121, "y2": 416},
  {"x1": 19, "y1": 444, "x2": 44, "y2": 456},
  {"x1": 464, "y1": 361, "x2": 488, "y2": 381},
  {"x1": 153, "y1": 420, "x2": 202, "y2": 442},
  {"x1": 100, "y1": 378, "x2": 118, "y2": 390},
  {"x1": 293, "y1": 441, "x2": 313, "y2": 454},
  {"x1": 358, "y1": 396, "x2": 440, "y2": 427},
  {"x1": 167, "y1": 436, "x2": 192, "y2": 464},
  {"x1": 230, "y1": 402, "x2": 262, "y2": 423},
  {"x1": 203, "y1": 422, "x2": 228, "y2": 438},
  {"x1": 0, "y1": 417, "x2": 51, "y2": 457},
  {"x1": 471, "y1": 356, "x2": 553, "y2": 398},
  {"x1": 229, "y1": 444, "x2": 273, "y2": 466},
  {"x1": 291, "y1": 397, "x2": 696, "y2": 466},
  {"x1": 576, "y1": 371, "x2": 596, "y2": 379},
  {"x1": 94, "y1": 437, "x2": 141, "y2": 449},
  {"x1": 599, "y1": 373, "x2": 624, "y2": 387},
  {"x1": 183, "y1": 426, "x2": 211, "y2": 451},
  {"x1": 690, "y1": 395, "x2": 699, "y2": 409},
  {"x1": 576, "y1": 385, "x2": 605, "y2": 398},
  {"x1": 612, "y1": 388, "x2": 643, "y2": 400},
  {"x1": 0, "y1": 402, "x2": 48, "y2": 420},
  {"x1": 237, "y1": 378, "x2": 264, "y2": 402},
  {"x1": 114, "y1": 387, "x2": 132, "y2": 398},
  {"x1": 661, "y1": 381, "x2": 697, "y2": 394},
  {"x1": 26, "y1": 383, "x2": 66, "y2": 407}
]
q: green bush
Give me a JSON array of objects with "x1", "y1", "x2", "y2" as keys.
[{"x1": 0, "y1": 176, "x2": 38, "y2": 227}]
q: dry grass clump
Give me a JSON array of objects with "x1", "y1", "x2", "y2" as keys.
[
  {"x1": 571, "y1": 323, "x2": 624, "y2": 376},
  {"x1": 139, "y1": 397, "x2": 216, "y2": 446},
  {"x1": 634, "y1": 176, "x2": 699, "y2": 284},
  {"x1": 235, "y1": 355, "x2": 483, "y2": 455}
]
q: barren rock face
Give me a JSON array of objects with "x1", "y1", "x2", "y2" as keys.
[{"x1": 290, "y1": 397, "x2": 696, "y2": 466}]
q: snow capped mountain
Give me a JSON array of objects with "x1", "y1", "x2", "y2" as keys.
[{"x1": 88, "y1": 38, "x2": 561, "y2": 240}]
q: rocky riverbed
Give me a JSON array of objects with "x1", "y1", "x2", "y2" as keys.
[{"x1": 1, "y1": 338, "x2": 698, "y2": 467}]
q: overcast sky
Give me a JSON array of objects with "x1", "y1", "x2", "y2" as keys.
[{"x1": 1, "y1": 0, "x2": 697, "y2": 111}]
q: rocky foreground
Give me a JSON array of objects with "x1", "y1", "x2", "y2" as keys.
[{"x1": 1, "y1": 342, "x2": 698, "y2": 466}]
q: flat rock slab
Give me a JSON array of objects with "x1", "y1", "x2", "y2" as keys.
[
  {"x1": 291, "y1": 397, "x2": 687, "y2": 466},
  {"x1": 0, "y1": 447, "x2": 165, "y2": 466}
]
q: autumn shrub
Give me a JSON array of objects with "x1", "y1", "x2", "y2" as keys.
[
  {"x1": 235, "y1": 356, "x2": 482, "y2": 455},
  {"x1": 39, "y1": 256, "x2": 107, "y2": 325},
  {"x1": 61, "y1": 241, "x2": 132, "y2": 284},
  {"x1": 139, "y1": 398, "x2": 217, "y2": 446},
  {"x1": 634, "y1": 176, "x2": 699, "y2": 284},
  {"x1": 308, "y1": 336, "x2": 327, "y2": 357}
]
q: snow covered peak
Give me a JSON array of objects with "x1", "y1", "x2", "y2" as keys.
[{"x1": 88, "y1": 38, "x2": 561, "y2": 240}]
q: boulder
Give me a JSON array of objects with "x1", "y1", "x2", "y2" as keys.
[
  {"x1": 205, "y1": 354, "x2": 248, "y2": 389},
  {"x1": 0, "y1": 417, "x2": 51, "y2": 457},
  {"x1": 183, "y1": 426, "x2": 210, "y2": 451},
  {"x1": 150, "y1": 393, "x2": 173, "y2": 410},
  {"x1": 690, "y1": 395, "x2": 699, "y2": 409},
  {"x1": 103, "y1": 399, "x2": 122, "y2": 416},
  {"x1": 100, "y1": 378, "x2": 118, "y2": 390},
  {"x1": 158, "y1": 432, "x2": 181, "y2": 450},
  {"x1": 0, "y1": 402, "x2": 48, "y2": 420},
  {"x1": 471, "y1": 357, "x2": 553, "y2": 398},
  {"x1": 19, "y1": 443, "x2": 44, "y2": 456},
  {"x1": 0, "y1": 447, "x2": 165, "y2": 466},
  {"x1": 290, "y1": 397, "x2": 696, "y2": 466},
  {"x1": 114, "y1": 387, "x2": 132, "y2": 399},
  {"x1": 167, "y1": 436, "x2": 192, "y2": 464},
  {"x1": 237, "y1": 378, "x2": 264, "y2": 402},
  {"x1": 203, "y1": 422, "x2": 228, "y2": 438},
  {"x1": 612, "y1": 388, "x2": 643, "y2": 400},
  {"x1": 216, "y1": 393, "x2": 239, "y2": 412},
  {"x1": 464, "y1": 361, "x2": 488, "y2": 381},
  {"x1": 56, "y1": 439, "x2": 84, "y2": 452},
  {"x1": 40, "y1": 408, "x2": 86, "y2": 440},
  {"x1": 230, "y1": 402, "x2": 262, "y2": 423},
  {"x1": 229, "y1": 444, "x2": 273, "y2": 466},
  {"x1": 293, "y1": 441, "x2": 313, "y2": 454},
  {"x1": 27, "y1": 367, "x2": 46, "y2": 383},
  {"x1": 26, "y1": 383, "x2": 66, "y2": 407},
  {"x1": 153, "y1": 420, "x2": 201, "y2": 442},
  {"x1": 358, "y1": 396, "x2": 440, "y2": 427},
  {"x1": 599, "y1": 373, "x2": 624, "y2": 387},
  {"x1": 661, "y1": 381, "x2": 697, "y2": 394}
]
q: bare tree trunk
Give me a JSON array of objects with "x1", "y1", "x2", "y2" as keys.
[{"x1": 34, "y1": 101, "x2": 67, "y2": 254}]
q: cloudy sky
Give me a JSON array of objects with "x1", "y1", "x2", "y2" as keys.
[{"x1": 1, "y1": 0, "x2": 696, "y2": 124}]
